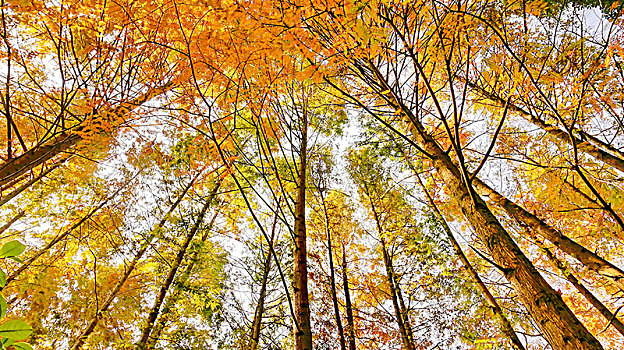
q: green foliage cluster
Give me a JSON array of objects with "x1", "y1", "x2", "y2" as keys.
[{"x1": 0, "y1": 241, "x2": 32, "y2": 350}]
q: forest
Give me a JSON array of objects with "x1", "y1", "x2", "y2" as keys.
[{"x1": 1, "y1": 0, "x2": 624, "y2": 349}]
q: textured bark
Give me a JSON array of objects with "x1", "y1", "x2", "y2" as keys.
[
  {"x1": 469, "y1": 83, "x2": 624, "y2": 174},
  {"x1": 137, "y1": 182, "x2": 219, "y2": 349},
  {"x1": 369, "y1": 64, "x2": 602, "y2": 349},
  {"x1": 366, "y1": 188, "x2": 414, "y2": 350},
  {"x1": 293, "y1": 107, "x2": 312, "y2": 350},
  {"x1": 0, "y1": 133, "x2": 80, "y2": 188},
  {"x1": 69, "y1": 175, "x2": 198, "y2": 350},
  {"x1": 394, "y1": 270, "x2": 414, "y2": 347},
  {"x1": 250, "y1": 249, "x2": 272, "y2": 350},
  {"x1": 473, "y1": 177, "x2": 624, "y2": 290},
  {"x1": 409, "y1": 125, "x2": 600, "y2": 348},
  {"x1": 539, "y1": 242, "x2": 624, "y2": 337},
  {"x1": 341, "y1": 244, "x2": 357, "y2": 350},
  {"x1": 422, "y1": 138, "x2": 599, "y2": 348},
  {"x1": 407, "y1": 158, "x2": 525, "y2": 350}
]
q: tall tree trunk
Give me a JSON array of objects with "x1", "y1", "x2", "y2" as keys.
[
  {"x1": 0, "y1": 83, "x2": 172, "y2": 188},
  {"x1": 472, "y1": 177, "x2": 624, "y2": 290},
  {"x1": 394, "y1": 273, "x2": 414, "y2": 347},
  {"x1": 468, "y1": 83, "x2": 624, "y2": 174},
  {"x1": 137, "y1": 181, "x2": 220, "y2": 349},
  {"x1": 319, "y1": 190, "x2": 347, "y2": 350},
  {"x1": 369, "y1": 64, "x2": 602, "y2": 349},
  {"x1": 0, "y1": 133, "x2": 80, "y2": 188},
  {"x1": 408, "y1": 119, "x2": 601, "y2": 349},
  {"x1": 405, "y1": 155, "x2": 526, "y2": 350},
  {"x1": 0, "y1": 156, "x2": 67, "y2": 208},
  {"x1": 341, "y1": 244, "x2": 356, "y2": 350},
  {"x1": 362, "y1": 178, "x2": 414, "y2": 350},
  {"x1": 250, "y1": 248, "x2": 273, "y2": 350},
  {"x1": 145, "y1": 210, "x2": 221, "y2": 350},
  {"x1": 249, "y1": 210, "x2": 279, "y2": 350},
  {"x1": 536, "y1": 237, "x2": 624, "y2": 337},
  {"x1": 293, "y1": 104, "x2": 312, "y2": 350},
  {"x1": 69, "y1": 174, "x2": 199, "y2": 350},
  {"x1": 380, "y1": 236, "x2": 414, "y2": 350}
]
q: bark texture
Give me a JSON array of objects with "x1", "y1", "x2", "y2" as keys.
[
  {"x1": 293, "y1": 107, "x2": 312, "y2": 350},
  {"x1": 380, "y1": 237, "x2": 414, "y2": 350},
  {"x1": 537, "y1": 240, "x2": 624, "y2": 337},
  {"x1": 250, "y1": 249, "x2": 272, "y2": 350},
  {"x1": 0, "y1": 83, "x2": 172, "y2": 189},
  {"x1": 0, "y1": 210, "x2": 24, "y2": 236},
  {"x1": 249, "y1": 210, "x2": 279, "y2": 350},
  {"x1": 342, "y1": 245, "x2": 357, "y2": 350},
  {"x1": 320, "y1": 190, "x2": 347, "y2": 350}
]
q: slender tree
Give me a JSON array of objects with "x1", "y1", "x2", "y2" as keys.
[
  {"x1": 292, "y1": 92, "x2": 312, "y2": 350},
  {"x1": 136, "y1": 181, "x2": 221, "y2": 349}
]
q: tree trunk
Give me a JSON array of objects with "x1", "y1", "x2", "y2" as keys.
[
  {"x1": 469, "y1": 83, "x2": 624, "y2": 174},
  {"x1": 319, "y1": 190, "x2": 347, "y2": 350},
  {"x1": 369, "y1": 63, "x2": 602, "y2": 349},
  {"x1": 409, "y1": 122, "x2": 601, "y2": 349},
  {"x1": 0, "y1": 156, "x2": 67, "y2": 208},
  {"x1": 69, "y1": 174, "x2": 199, "y2": 350},
  {"x1": 0, "y1": 83, "x2": 172, "y2": 188},
  {"x1": 393, "y1": 270, "x2": 414, "y2": 347},
  {"x1": 293, "y1": 104, "x2": 312, "y2": 350},
  {"x1": 249, "y1": 210, "x2": 279, "y2": 350},
  {"x1": 250, "y1": 248, "x2": 272, "y2": 350},
  {"x1": 137, "y1": 181, "x2": 220, "y2": 349},
  {"x1": 537, "y1": 239, "x2": 624, "y2": 337},
  {"x1": 0, "y1": 133, "x2": 80, "y2": 188},
  {"x1": 380, "y1": 236, "x2": 414, "y2": 350},
  {"x1": 145, "y1": 209, "x2": 221, "y2": 350},
  {"x1": 362, "y1": 172, "x2": 414, "y2": 350},
  {"x1": 406, "y1": 157, "x2": 525, "y2": 350},
  {"x1": 472, "y1": 177, "x2": 624, "y2": 290},
  {"x1": 0, "y1": 210, "x2": 24, "y2": 236},
  {"x1": 341, "y1": 244, "x2": 356, "y2": 350}
]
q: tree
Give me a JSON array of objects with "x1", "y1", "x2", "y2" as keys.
[{"x1": 5, "y1": 0, "x2": 624, "y2": 348}]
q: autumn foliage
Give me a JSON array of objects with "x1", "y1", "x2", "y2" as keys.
[{"x1": 1, "y1": 0, "x2": 624, "y2": 349}]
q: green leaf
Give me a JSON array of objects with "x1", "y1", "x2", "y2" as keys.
[
  {"x1": 0, "y1": 242, "x2": 25, "y2": 259},
  {"x1": 0, "y1": 320, "x2": 32, "y2": 340},
  {"x1": 0, "y1": 294, "x2": 6, "y2": 318},
  {"x1": 0, "y1": 269, "x2": 6, "y2": 288},
  {"x1": 11, "y1": 342, "x2": 32, "y2": 350}
]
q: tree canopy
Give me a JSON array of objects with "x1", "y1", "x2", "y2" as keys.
[{"x1": 1, "y1": 0, "x2": 624, "y2": 349}]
